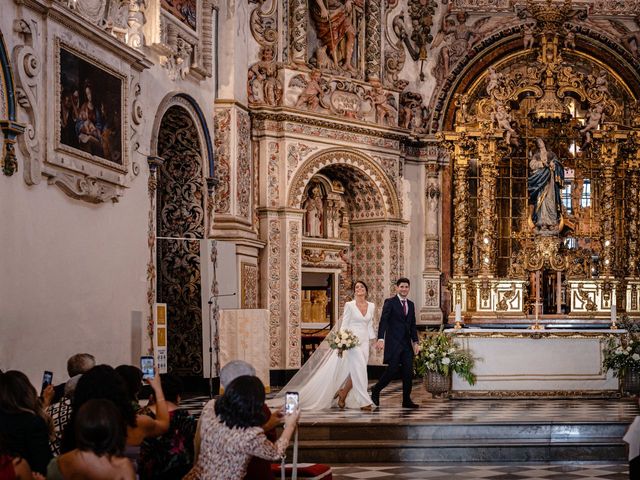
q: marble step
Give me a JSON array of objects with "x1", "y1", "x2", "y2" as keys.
[{"x1": 292, "y1": 422, "x2": 628, "y2": 463}]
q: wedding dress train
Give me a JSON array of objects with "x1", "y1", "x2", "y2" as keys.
[{"x1": 275, "y1": 300, "x2": 377, "y2": 411}]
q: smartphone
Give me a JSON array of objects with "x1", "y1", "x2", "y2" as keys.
[
  {"x1": 285, "y1": 391, "x2": 299, "y2": 415},
  {"x1": 41, "y1": 371, "x2": 53, "y2": 393},
  {"x1": 140, "y1": 356, "x2": 154, "y2": 380}
]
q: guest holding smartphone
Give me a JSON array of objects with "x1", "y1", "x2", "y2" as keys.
[{"x1": 184, "y1": 376, "x2": 299, "y2": 480}]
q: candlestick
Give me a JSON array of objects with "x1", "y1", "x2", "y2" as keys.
[
  {"x1": 611, "y1": 303, "x2": 618, "y2": 330},
  {"x1": 454, "y1": 303, "x2": 463, "y2": 330}
]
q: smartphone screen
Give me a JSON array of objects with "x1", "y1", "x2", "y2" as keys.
[
  {"x1": 41, "y1": 371, "x2": 53, "y2": 393},
  {"x1": 285, "y1": 391, "x2": 299, "y2": 415},
  {"x1": 140, "y1": 356, "x2": 154, "y2": 379}
]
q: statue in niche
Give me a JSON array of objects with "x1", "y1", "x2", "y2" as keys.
[
  {"x1": 247, "y1": 46, "x2": 282, "y2": 106},
  {"x1": 579, "y1": 103, "x2": 605, "y2": 148},
  {"x1": 564, "y1": 30, "x2": 576, "y2": 50},
  {"x1": 485, "y1": 67, "x2": 503, "y2": 97},
  {"x1": 304, "y1": 185, "x2": 325, "y2": 237},
  {"x1": 310, "y1": 0, "x2": 363, "y2": 74},
  {"x1": 527, "y1": 138, "x2": 565, "y2": 233},
  {"x1": 310, "y1": 290, "x2": 329, "y2": 323}
]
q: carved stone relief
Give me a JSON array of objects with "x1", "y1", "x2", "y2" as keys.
[
  {"x1": 287, "y1": 142, "x2": 318, "y2": 182},
  {"x1": 248, "y1": 46, "x2": 283, "y2": 106},
  {"x1": 267, "y1": 142, "x2": 280, "y2": 206},
  {"x1": 267, "y1": 218, "x2": 281, "y2": 368},
  {"x1": 0, "y1": 30, "x2": 25, "y2": 176},
  {"x1": 287, "y1": 220, "x2": 301, "y2": 368},
  {"x1": 241, "y1": 262, "x2": 259, "y2": 308},
  {"x1": 213, "y1": 108, "x2": 231, "y2": 213},
  {"x1": 236, "y1": 110, "x2": 251, "y2": 218}
]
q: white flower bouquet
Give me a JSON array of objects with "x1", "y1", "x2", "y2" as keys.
[
  {"x1": 326, "y1": 329, "x2": 360, "y2": 358},
  {"x1": 603, "y1": 334, "x2": 640, "y2": 377}
]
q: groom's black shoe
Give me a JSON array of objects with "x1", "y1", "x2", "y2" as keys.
[
  {"x1": 371, "y1": 389, "x2": 380, "y2": 407},
  {"x1": 402, "y1": 400, "x2": 419, "y2": 409}
]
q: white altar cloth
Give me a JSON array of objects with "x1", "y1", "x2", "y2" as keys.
[{"x1": 450, "y1": 329, "x2": 624, "y2": 395}]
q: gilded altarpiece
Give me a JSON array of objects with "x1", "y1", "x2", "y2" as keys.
[{"x1": 442, "y1": 2, "x2": 640, "y2": 325}]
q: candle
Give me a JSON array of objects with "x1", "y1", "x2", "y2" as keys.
[
  {"x1": 535, "y1": 301, "x2": 538, "y2": 322},
  {"x1": 611, "y1": 303, "x2": 617, "y2": 323},
  {"x1": 455, "y1": 303, "x2": 462, "y2": 323}
]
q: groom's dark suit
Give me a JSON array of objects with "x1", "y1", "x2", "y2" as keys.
[{"x1": 372, "y1": 295, "x2": 419, "y2": 405}]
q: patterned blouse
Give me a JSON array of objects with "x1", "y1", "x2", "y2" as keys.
[{"x1": 183, "y1": 401, "x2": 287, "y2": 480}]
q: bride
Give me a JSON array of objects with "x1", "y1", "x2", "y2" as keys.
[{"x1": 277, "y1": 281, "x2": 376, "y2": 411}]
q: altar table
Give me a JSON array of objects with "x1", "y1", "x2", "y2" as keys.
[{"x1": 450, "y1": 329, "x2": 625, "y2": 397}]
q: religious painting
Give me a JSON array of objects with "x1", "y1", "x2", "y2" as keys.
[
  {"x1": 58, "y1": 46, "x2": 123, "y2": 166},
  {"x1": 162, "y1": 0, "x2": 197, "y2": 30}
]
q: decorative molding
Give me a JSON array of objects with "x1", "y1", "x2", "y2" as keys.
[
  {"x1": 365, "y1": 0, "x2": 382, "y2": 81},
  {"x1": 146, "y1": 156, "x2": 164, "y2": 353},
  {"x1": 289, "y1": 0, "x2": 307, "y2": 67},
  {"x1": 287, "y1": 142, "x2": 318, "y2": 182},
  {"x1": 267, "y1": 142, "x2": 280, "y2": 207}
]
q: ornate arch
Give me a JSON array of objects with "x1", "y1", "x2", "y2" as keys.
[
  {"x1": 150, "y1": 93, "x2": 214, "y2": 177},
  {"x1": 287, "y1": 148, "x2": 400, "y2": 218},
  {"x1": 432, "y1": 25, "x2": 640, "y2": 133}
]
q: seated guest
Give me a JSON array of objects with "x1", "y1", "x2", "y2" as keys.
[
  {"x1": 47, "y1": 399, "x2": 134, "y2": 479},
  {"x1": 63, "y1": 365, "x2": 169, "y2": 471},
  {"x1": 0, "y1": 434, "x2": 35, "y2": 480},
  {"x1": 138, "y1": 374, "x2": 196, "y2": 480},
  {"x1": 0, "y1": 371, "x2": 52, "y2": 475},
  {"x1": 194, "y1": 361, "x2": 282, "y2": 480},
  {"x1": 115, "y1": 365, "x2": 144, "y2": 412},
  {"x1": 52, "y1": 354, "x2": 96, "y2": 404},
  {"x1": 184, "y1": 375, "x2": 299, "y2": 480}
]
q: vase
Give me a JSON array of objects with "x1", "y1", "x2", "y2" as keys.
[
  {"x1": 622, "y1": 368, "x2": 640, "y2": 394},
  {"x1": 423, "y1": 370, "x2": 452, "y2": 398}
]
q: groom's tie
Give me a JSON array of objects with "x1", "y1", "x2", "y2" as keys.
[{"x1": 401, "y1": 299, "x2": 407, "y2": 316}]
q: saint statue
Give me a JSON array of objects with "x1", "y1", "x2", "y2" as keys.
[
  {"x1": 527, "y1": 138, "x2": 565, "y2": 232},
  {"x1": 304, "y1": 185, "x2": 324, "y2": 237}
]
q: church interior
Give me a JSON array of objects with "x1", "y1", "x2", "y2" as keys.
[{"x1": 3, "y1": 0, "x2": 640, "y2": 476}]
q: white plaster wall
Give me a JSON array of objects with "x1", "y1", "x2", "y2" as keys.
[
  {"x1": 0, "y1": 8, "x2": 216, "y2": 388},
  {"x1": 218, "y1": 0, "x2": 251, "y2": 102}
]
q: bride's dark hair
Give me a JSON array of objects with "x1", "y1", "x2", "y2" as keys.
[{"x1": 353, "y1": 280, "x2": 368, "y2": 295}]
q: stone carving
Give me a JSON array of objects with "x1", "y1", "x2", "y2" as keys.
[
  {"x1": 267, "y1": 142, "x2": 280, "y2": 206},
  {"x1": 579, "y1": 103, "x2": 605, "y2": 147},
  {"x1": 621, "y1": 16, "x2": 640, "y2": 57},
  {"x1": 309, "y1": 0, "x2": 364, "y2": 75},
  {"x1": 383, "y1": 12, "x2": 408, "y2": 89},
  {"x1": 241, "y1": 262, "x2": 259, "y2": 309},
  {"x1": 291, "y1": 70, "x2": 329, "y2": 111},
  {"x1": 288, "y1": 150, "x2": 400, "y2": 218},
  {"x1": 490, "y1": 102, "x2": 517, "y2": 145},
  {"x1": 59, "y1": 0, "x2": 131, "y2": 44},
  {"x1": 424, "y1": 278, "x2": 440, "y2": 307},
  {"x1": 156, "y1": 105, "x2": 205, "y2": 376},
  {"x1": 248, "y1": 46, "x2": 282, "y2": 106},
  {"x1": 366, "y1": 81, "x2": 397, "y2": 126},
  {"x1": 287, "y1": 143, "x2": 318, "y2": 182},
  {"x1": 431, "y1": 7, "x2": 488, "y2": 85},
  {"x1": 160, "y1": 26, "x2": 193, "y2": 80},
  {"x1": 213, "y1": 109, "x2": 231, "y2": 213},
  {"x1": 522, "y1": 22, "x2": 536, "y2": 50},
  {"x1": 250, "y1": 0, "x2": 278, "y2": 48},
  {"x1": 13, "y1": 18, "x2": 42, "y2": 185},
  {"x1": 288, "y1": 221, "x2": 302, "y2": 368},
  {"x1": 399, "y1": 91, "x2": 428, "y2": 131},
  {"x1": 290, "y1": 0, "x2": 308, "y2": 66},
  {"x1": 365, "y1": 0, "x2": 382, "y2": 81},
  {"x1": 303, "y1": 184, "x2": 324, "y2": 237},
  {"x1": 125, "y1": 0, "x2": 146, "y2": 48},
  {"x1": 352, "y1": 228, "x2": 386, "y2": 311},
  {"x1": 267, "y1": 219, "x2": 281, "y2": 368},
  {"x1": 236, "y1": 111, "x2": 251, "y2": 218}
]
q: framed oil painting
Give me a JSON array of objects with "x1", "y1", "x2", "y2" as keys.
[
  {"x1": 57, "y1": 43, "x2": 125, "y2": 168},
  {"x1": 161, "y1": 0, "x2": 197, "y2": 31}
]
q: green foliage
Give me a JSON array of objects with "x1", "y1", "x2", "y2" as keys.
[
  {"x1": 414, "y1": 331, "x2": 476, "y2": 385},
  {"x1": 602, "y1": 333, "x2": 640, "y2": 378}
]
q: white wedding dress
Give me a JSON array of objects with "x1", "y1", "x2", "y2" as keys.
[{"x1": 275, "y1": 300, "x2": 377, "y2": 410}]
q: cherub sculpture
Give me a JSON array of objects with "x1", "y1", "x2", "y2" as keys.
[
  {"x1": 579, "y1": 103, "x2": 605, "y2": 147},
  {"x1": 290, "y1": 70, "x2": 328, "y2": 111},
  {"x1": 491, "y1": 103, "x2": 517, "y2": 145},
  {"x1": 368, "y1": 82, "x2": 396, "y2": 126}
]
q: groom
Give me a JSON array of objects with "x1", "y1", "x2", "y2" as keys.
[{"x1": 371, "y1": 277, "x2": 420, "y2": 408}]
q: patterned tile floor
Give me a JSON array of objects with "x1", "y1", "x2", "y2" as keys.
[
  {"x1": 181, "y1": 382, "x2": 637, "y2": 479},
  {"x1": 183, "y1": 381, "x2": 640, "y2": 424},
  {"x1": 329, "y1": 462, "x2": 629, "y2": 479}
]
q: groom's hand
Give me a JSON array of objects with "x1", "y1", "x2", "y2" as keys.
[
  {"x1": 413, "y1": 342, "x2": 420, "y2": 355},
  {"x1": 375, "y1": 339, "x2": 384, "y2": 351}
]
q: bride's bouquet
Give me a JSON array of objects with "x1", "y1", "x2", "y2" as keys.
[{"x1": 327, "y1": 329, "x2": 360, "y2": 358}]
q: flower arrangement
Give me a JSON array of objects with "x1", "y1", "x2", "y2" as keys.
[
  {"x1": 326, "y1": 329, "x2": 360, "y2": 358},
  {"x1": 414, "y1": 331, "x2": 476, "y2": 385},
  {"x1": 602, "y1": 333, "x2": 640, "y2": 377}
]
